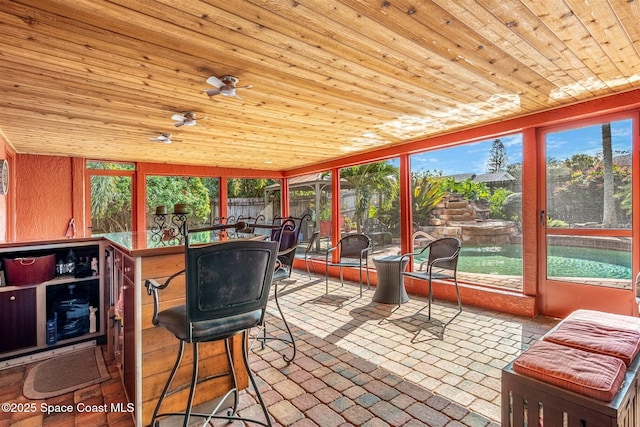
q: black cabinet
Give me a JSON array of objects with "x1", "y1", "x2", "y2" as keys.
[
  {"x1": 0, "y1": 240, "x2": 105, "y2": 362},
  {"x1": 0, "y1": 287, "x2": 37, "y2": 353}
]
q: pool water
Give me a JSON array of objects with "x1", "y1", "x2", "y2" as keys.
[{"x1": 419, "y1": 244, "x2": 632, "y2": 279}]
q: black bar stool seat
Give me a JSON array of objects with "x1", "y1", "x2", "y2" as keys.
[{"x1": 145, "y1": 225, "x2": 279, "y2": 427}]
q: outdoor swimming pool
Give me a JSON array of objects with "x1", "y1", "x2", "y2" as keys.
[{"x1": 449, "y1": 244, "x2": 632, "y2": 279}]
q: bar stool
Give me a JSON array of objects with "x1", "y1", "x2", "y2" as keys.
[
  {"x1": 251, "y1": 220, "x2": 299, "y2": 362},
  {"x1": 145, "y1": 228, "x2": 278, "y2": 427}
]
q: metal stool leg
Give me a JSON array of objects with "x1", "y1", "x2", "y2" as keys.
[
  {"x1": 200, "y1": 338, "x2": 243, "y2": 425},
  {"x1": 198, "y1": 333, "x2": 273, "y2": 426},
  {"x1": 207, "y1": 332, "x2": 272, "y2": 426},
  {"x1": 454, "y1": 278, "x2": 462, "y2": 314},
  {"x1": 325, "y1": 262, "x2": 329, "y2": 294},
  {"x1": 183, "y1": 342, "x2": 199, "y2": 427},
  {"x1": 428, "y1": 277, "x2": 433, "y2": 320},
  {"x1": 151, "y1": 337, "x2": 247, "y2": 426},
  {"x1": 150, "y1": 340, "x2": 185, "y2": 426},
  {"x1": 273, "y1": 280, "x2": 296, "y2": 362},
  {"x1": 255, "y1": 280, "x2": 296, "y2": 362},
  {"x1": 305, "y1": 255, "x2": 317, "y2": 279},
  {"x1": 243, "y1": 330, "x2": 272, "y2": 426}
]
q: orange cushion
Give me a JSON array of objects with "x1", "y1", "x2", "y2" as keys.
[
  {"x1": 544, "y1": 310, "x2": 640, "y2": 366},
  {"x1": 565, "y1": 309, "x2": 640, "y2": 333},
  {"x1": 513, "y1": 340, "x2": 626, "y2": 402}
]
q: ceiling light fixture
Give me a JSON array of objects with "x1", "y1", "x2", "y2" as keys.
[
  {"x1": 220, "y1": 76, "x2": 238, "y2": 97},
  {"x1": 149, "y1": 133, "x2": 172, "y2": 144},
  {"x1": 205, "y1": 75, "x2": 252, "y2": 99},
  {"x1": 172, "y1": 111, "x2": 197, "y2": 127}
]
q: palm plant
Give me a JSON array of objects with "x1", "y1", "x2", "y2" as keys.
[
  {"x1": 412, "y1": 174, "x2": 444, "y2": 225},
  {"x1": 340, "y1": 162, "x2": 399, "y2": 232}
]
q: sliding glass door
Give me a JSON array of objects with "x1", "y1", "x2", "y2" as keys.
[{"x1": 540, "y1": 117, "x2": 634, "y2": 316}]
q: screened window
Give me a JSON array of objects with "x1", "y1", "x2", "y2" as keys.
[
  {"x1": 409, "y1": 135, "x2": 524, "y2": 291},
  {"x1": 543, "y1": 119, "x2": 632, "y2": 288},
  {"x1": 88, "y1": 161, "x2": 134, "y2": 234},
  {"x1": 145, "y1": 175, "x2": 219, "y2": 231},
  {"x1": 339, "y1": 160, "x2": 400, "y2": 259},
  {"x1": 227, "y1": 178, "x2": 281, "y2": 224}
]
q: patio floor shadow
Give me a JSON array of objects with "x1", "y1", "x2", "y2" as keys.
[{"x1": 240, "y1": 269, "x2": 558, "y2": 426}]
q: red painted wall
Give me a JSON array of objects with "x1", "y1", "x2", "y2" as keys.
[{"x1": 15, "y1": 155, "x2": 74, "y2": 241}]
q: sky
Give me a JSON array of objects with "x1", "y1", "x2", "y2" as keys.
[
  {"x1": 404, "y1": 118, "x2": 632, "y2": 176},
  {"x1": 545, "y1": 119, "x2": 632, "y2": 162},
  {"x1": 409, "y1": 133, "x2": 522, "y2": 175}
]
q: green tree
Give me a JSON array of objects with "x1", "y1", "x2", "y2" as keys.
[
  {"x1": 488, "y1": 188, "x2": 513, "y2": 219},
  {"x1": 616, "y1": 179, "x2": 632, "y2": 218},
  {"x1": 565, "y1": 154, "x2": 597, "y2": 172},
  {"x1": 554, "y1": 161, "x2": 630, "y2": 225},
  {"x1": 146, "y1": 176, "x2": 210, "y2": 226},
  {"x1": 89, "y1": 162, "x2": 133, "y2": 233},
  {"x1": 91, "y1": 175, "x2": 132, "y2": 233},
  {"x1": 227, "y1": 178, "x2": 270, "y2": 198},
  {"x1": 487, "y1": 139, "x2": 508, "y2": 172}
]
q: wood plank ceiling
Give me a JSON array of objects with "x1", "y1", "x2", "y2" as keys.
[{"x1": 0, "y1": 0, "x2": 639, "y2": 171}]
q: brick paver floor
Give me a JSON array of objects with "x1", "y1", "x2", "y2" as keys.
[
  {"x1": 241, "y1": 270, "x2": 559, "y2": 426},
  {"x1": 0, "y1": 269, "x2": 559, "y2": 426}
]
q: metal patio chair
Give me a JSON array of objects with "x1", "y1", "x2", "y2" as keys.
[
  {"x1": 325, "y1": 233, "x2": 372, "y2": 298},
  {"x1": 400, "y1": 237, "x2": 462, "y2": 319}
]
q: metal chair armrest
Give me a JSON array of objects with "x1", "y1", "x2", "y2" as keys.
[
  {"x1": 429, "y1": 248, "x2": 461, "y2": 270},
  {"x1": 325, "y1": 246, "x2": 337, "y2": 262},
  {"x1": 279, "y1": 244, "x2": 298, "y2": 257},
  {"x1": 144, "y1": 269, "x2": 185, "y2": 326},
  {"x1": 399, "y1": 245, "x2": 429, "y2": 269}
]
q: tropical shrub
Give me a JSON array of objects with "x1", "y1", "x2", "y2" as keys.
[
  {"x1": 412, "y1": 174, "x2": 444, "y2": 224},
  {"x1": 553, "y1": 163, "x2": 631, "y2": 225},
  {"x1": 488, "y1": 188, "x2": 513, "y2": 219},
  {"x1": 441, "y1": 178, "x2": 490, "y2": 201}
]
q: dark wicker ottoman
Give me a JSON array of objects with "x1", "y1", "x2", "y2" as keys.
[{"x1": 502, "y1": 310, "x2": 640, "y2": 427}]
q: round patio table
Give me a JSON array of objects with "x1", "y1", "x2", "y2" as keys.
[{"x1": 372, "y1": 255, "x2": 409, "y2": 304}]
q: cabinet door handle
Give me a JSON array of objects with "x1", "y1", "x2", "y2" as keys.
[{"x1": 9, "y1": 295, "x2": 16, "y2": 301}]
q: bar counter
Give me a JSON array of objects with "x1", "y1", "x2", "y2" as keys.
[{"x1": 101, "y1": 231, "x2": 251, "y2": 427}]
